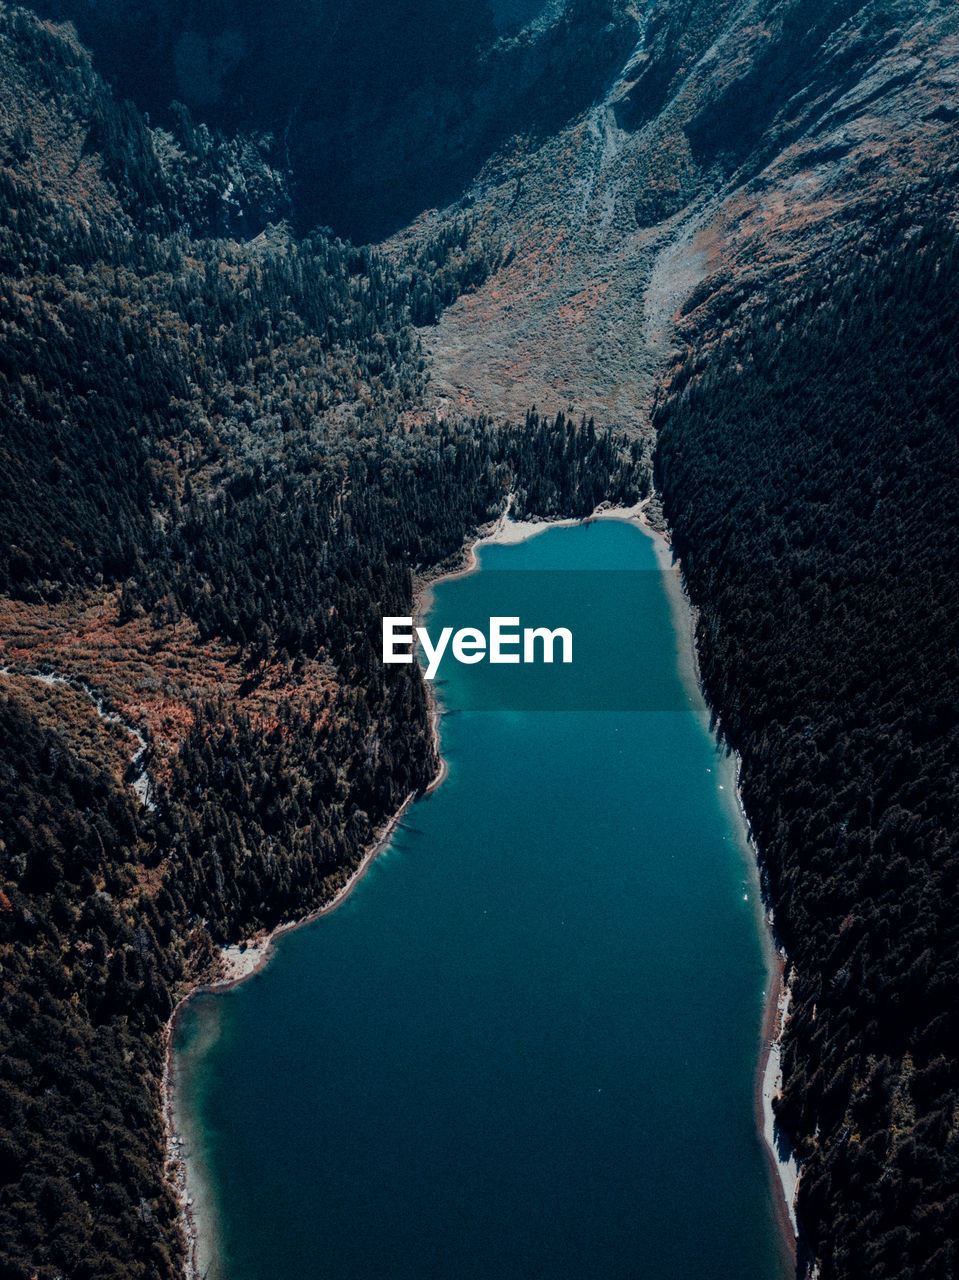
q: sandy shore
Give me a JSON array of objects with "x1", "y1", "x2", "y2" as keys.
[
  {"x1": 759, "y1": 958, "x2": 801, "y2": 1240},
  {"x1": 732, "y1": 742, "x2": 801, "y2": 1262}
]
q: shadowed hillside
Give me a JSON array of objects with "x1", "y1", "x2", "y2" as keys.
[{"x1": 18, "y1": 0, "x2": 641, "y2": 241}]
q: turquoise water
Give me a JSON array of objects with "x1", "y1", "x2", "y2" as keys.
[{"x1": 174, "y1": 520, "x2": 790, "y2": 1280}]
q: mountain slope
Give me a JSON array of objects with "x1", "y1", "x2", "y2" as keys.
[
  {"x1": 414, "y1": 0, "x2": 958, "y2": 427},
  {"x1": 1, "y1": 2, "x2": 958, "y2": 1278}
]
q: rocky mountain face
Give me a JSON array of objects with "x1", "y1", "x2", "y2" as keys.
[{"x1": 412, "y1": 0, "x2": 959, "y2": 427}]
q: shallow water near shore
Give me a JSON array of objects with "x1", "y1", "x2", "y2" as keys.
[{"x1": 173, "y1": 519, "x2": 791, "y2": 1280}]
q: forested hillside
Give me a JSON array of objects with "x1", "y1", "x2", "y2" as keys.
[
  {"x1": 0, "y1": 8, "x2": 647, "y2": 1277},
  {"x1": 4, "y1": 0, "x2": 959, "y2": 1276},
  {"x1": 655, "y1": 202, "x2": 959, "y2": 1279}
]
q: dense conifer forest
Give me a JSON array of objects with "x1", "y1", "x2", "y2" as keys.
[
  {"x1": 655, "y1": 204, "x2": 959, "y2": 1280},
  {"x1": 0, "y1": 8, "x2": 646, "y2": 1277}
]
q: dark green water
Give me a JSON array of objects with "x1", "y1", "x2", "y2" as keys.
[{"x1": 173, "y1": 520, "x2": 789, "y2": 1280}]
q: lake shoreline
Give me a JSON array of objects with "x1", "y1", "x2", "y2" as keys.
[
  {"x1": 413, "y1": 494, "x2": 652, "y2": 614},
  {"x1": 164, "y1": 492, "x2": 797, "y2": 1279},
  {"x1": 411, "y1": 496, "x2": 650, "y2": 802},
  {"x1": 639, "y1": 510, "x2": 800, "y2": 1270},
  {"x1": 758, "y1": 954, "x2": 801, "y2": 1240}
]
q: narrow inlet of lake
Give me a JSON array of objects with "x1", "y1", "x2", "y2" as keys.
[{"x1": 173, "y1": 518, "x2": 791, "y2": 1280}]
